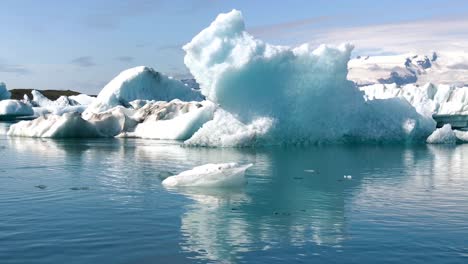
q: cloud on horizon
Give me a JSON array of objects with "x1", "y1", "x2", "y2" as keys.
[
  {"x1": 115, "y1": 56, "x2": 135, "y2": 63},
  {"x1": 71, "y1": 56, "x2": 96, "y2": 67}
]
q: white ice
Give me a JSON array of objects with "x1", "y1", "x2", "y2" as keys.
[
  {"x1": 0, "y1": 100, "x2": 34, "y2": 117},
  {"x1": 162, "y1": 163, "x2": 253, "y2": 188},
  {"x1": 83, "y1": 66, "x2": 203, "y2": 116}
]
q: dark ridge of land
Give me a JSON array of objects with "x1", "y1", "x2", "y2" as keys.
[{"x1": 9, "y1": 89, "x2": 86, "y2": 101}]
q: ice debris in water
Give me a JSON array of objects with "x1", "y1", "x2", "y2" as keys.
[
  {"x1": 162, "y1": 163, "x2": 253, "y2": 188},
  {"x1": 344, "y1": 175, "x2": 352, "y2": 179},
  {"x1": 182, "y1": 9, "x2": 435, "y2": 146}
]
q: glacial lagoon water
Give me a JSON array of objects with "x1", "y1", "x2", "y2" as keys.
[{"x1": 1, "y1": 121, "x2": 468, "y2": 263}]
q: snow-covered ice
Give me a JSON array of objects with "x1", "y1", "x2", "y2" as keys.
[
  {"x1": 69, "y1": 94, "x2": 95, "y2": 106},
  {"x1": 162, "y1": 163, "x2": 253, "y2": 188},
  {"x1": 0, "y1": 100, "x2": 34, "y2": 117},
  {"x1": 83, "y1": 66, "x2": 203, "y2": 116},
  {"x1": 360, "y1": 83, "x2": 468, "y2": 116},
  {"x1": 0, "y1": 82, "x2": 11, "y2": 100},
  {"x1": 348, "y1": 52, "x2": 468, "y2": 87}
]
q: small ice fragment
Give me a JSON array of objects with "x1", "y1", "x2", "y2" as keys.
[
  {"x1": 304, "y1": 169, "x2": 315, "y2": 173},
  {"x1": 344, "y1": 175, "x2": 352, "y2": 179},
  {"x1": 162, "y1": 162, "x2": 253, "y2": 188}
]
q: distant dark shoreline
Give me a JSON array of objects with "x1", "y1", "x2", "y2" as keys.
[{"x1": 9, "y1": 89, "x2": 94, "y2": 101}]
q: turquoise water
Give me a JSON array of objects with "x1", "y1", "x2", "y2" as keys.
[{"x1": 1, "y1": 122, "x2": 468, "y2": 263}]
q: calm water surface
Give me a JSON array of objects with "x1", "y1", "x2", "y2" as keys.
[{"x1": 1, "y1": 122, "x2": 468, "y2": 263}]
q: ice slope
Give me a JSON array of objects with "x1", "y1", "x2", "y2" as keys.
[
  {"x1": 360, "y1": 83, "x2": 468, "y2": 115},
  {"x1": 83, "y1": 66, "x2": 204, "y2": 116},
  {"x1": 0, "y1": 82, "x2": 11, "y2": 100},
  {"x1": 182, "y1": 9, "x2": 435, "y2": 146},
  {"x1": 133, "y1": 100, "x2": 215, "y2": 140},
  {"x1": 348, "y1": 52, "x2": 468, "y2": 87},
  {"x1": 162, "y1": 163, "x2": 252, "y2": 188},
  {"x1": 0, "y1": 100, "x2": 34, "y2": 117},
  {"x1": 426, "y1": 124, "x2": 457, "y2": 144}
]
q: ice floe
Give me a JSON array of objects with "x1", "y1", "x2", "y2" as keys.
[{"x1": 162, "y1": 163, "x2": 253, "y2": 188}]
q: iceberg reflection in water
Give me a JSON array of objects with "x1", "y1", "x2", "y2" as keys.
[{"x1": 1, "y1": 125, "x2": 468, "y2": 263}]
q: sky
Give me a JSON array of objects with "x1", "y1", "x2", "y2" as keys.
[{"x1": 1, "y1": 0, "x2": 468, "y2": 94}]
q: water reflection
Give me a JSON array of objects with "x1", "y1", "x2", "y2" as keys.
[{"x1": 3, "y1": 131, "x2": 468, "y2": 263}]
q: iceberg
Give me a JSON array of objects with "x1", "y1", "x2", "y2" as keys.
[
  {"x1": 7, "y1": 112, "x2": 101, "y2": 138},
  {"x1": 0, "y1": 82, "x2": 11, "y2": 100},
  {"x1": 162, "y1": 163, "x2": 252, "y2": 188},
  {"x1": 83, "y1": 66, "x2": 204, "y2": 116},
  {"x1": 426, "y1": 124, "x2": 457, "y2": 144},
  {"x1": 7, "y1": 99, "x2": 215, "y2": 139},
  {"x1": 0, "y1": 100, "x2": 34, "y2": 118},
  {"x1": 182, "y1": 9, "x2": 435, "y2": 146}
]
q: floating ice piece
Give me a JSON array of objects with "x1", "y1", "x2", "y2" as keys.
[
  {"x1": 0, "y1": 82, "x2": 11, "y2": 100},
  {"x1": 83, "y1": 66, "x2": 203, "y2": 116},
  {"x1": 426, "y1": 124, "x2": 457, "y2": 144},
  {"x1": 304, "y1": 169, "x2": 315, "y2": 173},
  {"x1": 162, "y1": 163, "x2": 253, "y2": 188},
  {"x1": 343, "y1": 175, "x2": 352, "y2": 179},
  {"x1": 0, "y1": 100, "x2": 34, "y2": 117}
]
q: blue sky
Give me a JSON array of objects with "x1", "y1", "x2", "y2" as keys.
[{"x1": 1, "y1": 0, "x2": 468, "y2": 94}]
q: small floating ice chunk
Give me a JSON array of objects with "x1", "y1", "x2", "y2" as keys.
[
  {"x1": 162, "y1": 163, "x2": 253, "y2": 188},
  {"x1": 426, "y1": 124, "x2": 457, "y2": 144},
  {"x1": 304, "y1": 169, "x2": 315, "y2": 173},
  {"x1": 344, "y1": 175, "x2": 352, "y2": 179}
]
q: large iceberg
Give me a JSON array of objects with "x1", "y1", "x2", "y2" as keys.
[
  {"x1": 83, "y1": 66, "x2": 204, "y2": 116},
  {"x1": 182, "y1": 9, "x2": 435, "y2": 146},
  {"x1": 0, "y1": 82, "x2": 11, "y2": 100}
]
